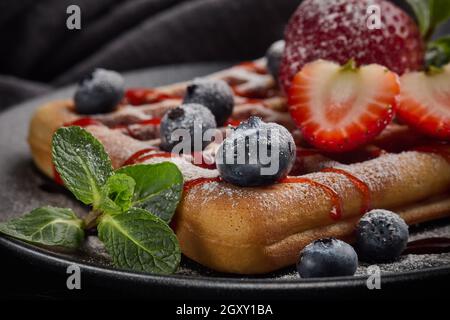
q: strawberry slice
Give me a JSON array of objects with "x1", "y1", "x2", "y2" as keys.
[
  {"x1": 397, "y1": 65, "x2": 450, "y2": 140},
  {"x1": 288, "y1": 60, "x2": 399, "y2": 152}
]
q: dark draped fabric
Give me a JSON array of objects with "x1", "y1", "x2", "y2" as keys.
[{"x1": 0, "y1": 0, "x2": 448, "y2": 110}]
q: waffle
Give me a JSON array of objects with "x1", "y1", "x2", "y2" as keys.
[{"x1": 28, "y1": 59, "x2": 450, "y2": 274}]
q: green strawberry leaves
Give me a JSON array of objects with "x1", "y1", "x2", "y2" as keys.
[
  {"x1": 405, "y1": 1, "x2": 450, "y2": 70},
  {"x1": 406, "y1": 0, "x2": 433, "y2": 37},
  {"x1": 52, "y1": 126, "x2": 113, "y2": 208},
  {"x1": 98, "y1": 207, "x2": 181, "y2": 274},
  {"x1": 426, "y1": 36, "x2": 450, "y2": 70},
  {"x1": 428, "y1": 0, "x2": 450, "y2": 36},
  {"x1": 1, "y1": 126, "x2": 183, "y2": 275},
  {"x1": 116, "y1": 163, "x2": 183, "y2": 223},
  {"x1": 0, "y1": 207, "x2": 84, "y2": 249},
  {"x1": 406, "y1": 0, "x2": 450, "y2": 40}
]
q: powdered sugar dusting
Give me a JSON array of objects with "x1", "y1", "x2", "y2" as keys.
[
  {"x1": 87, "y1": 125, "x2": 151, "y2": 167},
  {"x1": 341, "y1": 151, "x2": 447, "y2": 194},
  {"x1": 356, "y1": 253, "x2": 450, "y2": 275},
  {"x1": 185, "y1": 177, "x2": 315, "y2": 212},
  {"x1": 141, "y1": 156, "x2": 219, "y2": 181}
]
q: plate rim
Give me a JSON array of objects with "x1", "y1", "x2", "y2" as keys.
[{"x1": 2, "y1": 230, "x2": 450, "y2": 291}]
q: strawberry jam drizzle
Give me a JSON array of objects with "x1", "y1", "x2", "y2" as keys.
[
  {"x1": 297, "y1": 149, "x2": 322, "y2": 157},
  {"x1": 224, "y1": 119, "x2": 241, "y2": 127},
  {"x1": 321, "y1": 168, "x2": 371, "y2": 214},
  {"x1": 137, "y1": 152, "x2": 173, "y2": 162},
  {"x1": 280, "y1": 177, "x2": 343, "y2": 220},
  {"x1": 63, "y1": 117, "x2": 102, "y2": 127},
  {"x1": 123, "y1": 148, "x2": 173, "y2": 166},
  {"x1": 125, "y1": 88, "x2": 180, "y2": 105},
  {"x1": 137, "y1": 118, "x2": 161, "y2": 125},
  {"x1": 124, "y1": 147, "x2": 216, "y2": 169},
  {"x1": 183, "y1": 177, "x2": 222, "y2": 192}
]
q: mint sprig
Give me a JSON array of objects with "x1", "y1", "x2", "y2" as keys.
[
  {"x1": 0, "y1": 126, "x2": 183, "y2": 274},
  {"x1": 0, "y1": 207, "x2": 84, "y2": 249}
]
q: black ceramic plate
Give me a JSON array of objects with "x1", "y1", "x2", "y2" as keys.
[{"x1": 1, "y1": 63, "x2": 450, "y2": 299}]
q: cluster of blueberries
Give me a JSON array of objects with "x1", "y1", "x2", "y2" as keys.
[
  {"x1": 73, "y1": 40, "x2": 294, "y2": 188},
  {"x1": 72, "y1": 40, "x2": 409, "y2": 278}
]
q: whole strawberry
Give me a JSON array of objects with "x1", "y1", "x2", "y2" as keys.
[{"x1": 279, "y1": 0, "x2": 424, "y2": 92}]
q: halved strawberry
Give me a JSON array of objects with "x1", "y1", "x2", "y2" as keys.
[
  {"x1": 288, "y1": 60, "x2": 399, "y2": 152},
  {"x1": 397, "y1": 65, "x2": 450, "y2": 140}
]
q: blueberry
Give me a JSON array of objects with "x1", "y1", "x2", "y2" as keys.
[
  {"x1": 74, "y1": 68, "x2": 124, "y2": 114},
  {"x1": 355, "y1": 209, "x2": 409, "y2": 262},
  {"x1": 183, "y1": 79, "x2": 234, "y2": 126},
  {"x1": 297, "y1": 238, "x2": 358, "y2": 278},
  {"x1": 265, "y1": 40, "x2": 285, "y2": 80},
  {"x1": 160, "y1": 103, "x2": 217, "y2": 152},
  {"x1": 215, "y1": 116, "x2": 295, "y2": 187}
]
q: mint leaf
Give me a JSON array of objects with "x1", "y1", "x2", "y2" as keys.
[
  {"x1": 116, "y1": 162, "x2": 183, "y2": 223},
  {"x1": 52, "y1": 126, "x2": 113, "y2": 208},
  {"x1": 98, "y1": 208, "x2": 180, "y2": 274},
  {"x1": 0, "y1": 207, "x2": 84, "y2": 249},
  {"x1": 406, "y1": 0, "x2": 450, "y2": 39},
  {"x1": 99, "y1": 174, "x2": 136, "y2": 215}
]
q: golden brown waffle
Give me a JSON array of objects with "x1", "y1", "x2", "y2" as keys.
[{"x1": 28, "y1": 59, "x2": 450, "y2": 274}]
